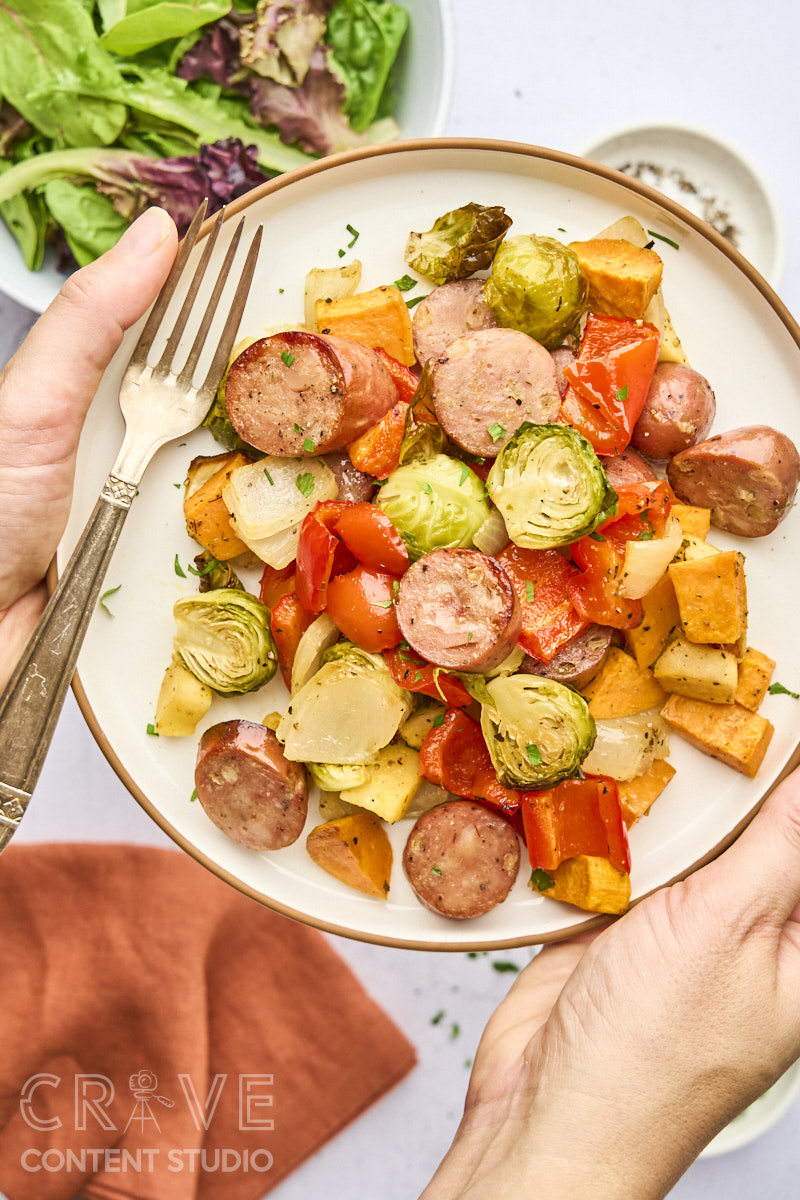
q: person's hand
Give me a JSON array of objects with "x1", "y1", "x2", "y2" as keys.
[
  {"x1": 0, "y1": 208, "x2": 178, "y2": 688},
  {"x1": 425, "y1": 763, "x2": 800, "y2": 1200}
]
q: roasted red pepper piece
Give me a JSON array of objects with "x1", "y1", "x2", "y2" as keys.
[
  {"x1": 560, "y1": 315, "x2": 660, "y2": 453},
  {"x1": 598, "y1": 481, "x2": 672, "y2": 549},
  {"x1": 384, "y1": 648, "x2": 472, "y2": 707},
  {"x1": 258, "y1": 562, "x2": 296, "y2": 609},
  {"x1": 419, "y1": 709, "x2": 520, "y2": 813},
  {"x1": 347, "y1": 401, "x2": 410, "y2": 480},
  {"x1": 498, "y1": 544, "x2": 589, "y2": 662},
  {"x1": 270, "y1": 593, "x2": 312, "y2": 690},
  {"x1": 521, "y1": 776, "x2": 630, "y2": 874},
  {"x1": 295, "y1": 500, "x2": 354, "y2": 613},
  {"x1": 374, "y1": 348, "x2": 419, "y2": 404},
  {"x1": 324, "y1": 565, "x2": 402, "y2": 652},
  {"x1": 333, "y1": 502, "x2": 409, "y2": 575},
  {"x1": 568, "y1": 534, "x2": 643, "y2": 629}
]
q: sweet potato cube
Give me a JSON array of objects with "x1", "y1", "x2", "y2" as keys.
[
  {"x1": 184, "y1": 451, "x2": 250, "y2": 560},
  {"x1": 672, "y1": 504, "x2": 711, "y2": 539},
  {"x1": 661, "y1": 695, "x2": 773, "y2": 778},
  {"x1": 618, "y1": 759, "x2": 677, "y2": 827},
  {"x1": 316, "y1": 285, "x2": 415, "y2": 365},
  {"x1": 581, "y1": 647, "x2": 666, "y2": 717},
  {"x1": 653, "y1": 636, "x2": 738, "y2": 704},
  {"x1": 538, "y1": 855, "x2": 631, "y2": 915},
  {"x1": 624, "y1": 573, "x2": 681, "y2": 669},
  {"x1": 735, "y1": 647, "x2": 776, "y2": 712},
  {"x1": 567, "y1": 238, "x2": 663, "y2": 319},
  {"x1": 668, "y1": 552, "x2": 747, "y2": 644},
  {"x1": 306, "y1": 812, "x2": 392, "y2": 899}
]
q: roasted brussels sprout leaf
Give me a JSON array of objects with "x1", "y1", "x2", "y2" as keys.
[
  {"x1": 480, "y1": 673, "x2": 596, "y2": 788},
  {"x1": 192, "y1": 552, "x2": 244, "y2": 593},
  {"x1": 487, "y1": 423, "x2": 617, "y2": 548},
  {"x1": 307, "y1": 762, "x2": 370, "y2": 791},
  {"x1": 173, "y1": 589, "x2": 277, "y2": 695},
  {"x1": 405, "y1": 203, "x2": 512, "y2": 286},
  {"x1": 484, "y1": 234, "x2": 587, "y2": 348},
  {"x1": 377, "y1": 453, "x2": 490, "y2": 559}
]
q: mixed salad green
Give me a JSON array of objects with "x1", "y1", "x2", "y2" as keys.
[{"x1": 0, "y1": 0, "x2": 408, "y2": 271}]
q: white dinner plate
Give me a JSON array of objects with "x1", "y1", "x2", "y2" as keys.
[{"x1": 59, "y1": 139, "x2": 800, "y2": 950}]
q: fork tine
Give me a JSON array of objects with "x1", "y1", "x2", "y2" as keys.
[
  {"x1": 126, "y1": 199, "x2": 208, "y2": 372},
  {"x1": 201, "y1": 224, "x2": 263, "y2": 398},
  {"x1": 152, "y1": 207, "x2": 225, "y2": 380},
  {"x1": 177, "y1": 216, "x2": 246, "y2": 387}
]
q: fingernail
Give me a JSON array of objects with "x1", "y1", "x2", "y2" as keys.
[{"x1": 117, "y1": 207, "x2": 175, "y2": 256}]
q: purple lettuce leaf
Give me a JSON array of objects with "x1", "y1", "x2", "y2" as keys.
[
  {"x1": 175, "y1": 17, "x2": 247, "y2": 91},
  {"x1": 249, "y1": 46, "x2": 369, "y2": 155}
]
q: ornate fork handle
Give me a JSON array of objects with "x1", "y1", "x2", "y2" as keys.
[{"x1": 0, "y1": 474, "x2": 136, "y2": 848}]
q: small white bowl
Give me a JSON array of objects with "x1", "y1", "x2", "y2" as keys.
[
  {"x1": 700, "y1": 1059, "x2": 800, "y2": 1158},
  {"x1": 0, "y1": 0, "x2": 454, "y2": 314},
  {"x1": 582, "y1": 122, "x2": 783, "y2": 288}
]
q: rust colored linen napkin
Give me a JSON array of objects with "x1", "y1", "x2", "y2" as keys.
[{"x1": 0, "y1": 843, "x2": 416, "y2": 1200}]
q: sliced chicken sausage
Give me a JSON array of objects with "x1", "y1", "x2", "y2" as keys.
[
  {"x1": 521, "y1": 624, "x2": 614, "y2": 689},
  {"x1": 412, "y1": 279, "x2": 497, "y2": 367},
  {"x1": 431, "y1": 328, "x2": 561, "y2": 457},
  {"x1": 667, "y1": 424, "x2": 800, "y2": 537},
  {"x1": 195, "y1": 720, "x2": 308, "y2": 850},
  {"x1": 631, "y1": 363, "x2": 716, "y2": 459},
  {"x1": 225, "y1": 331, "x2": 398, "y2": 456},
  {"x1": 598, "y1": 448, "x2": 657, "y2": 488},
  {"x1": 396, "y1": 549, "x2": 522, "y2": 673},
  {"x1": 403, "y1": 801, "x2": 521, "y2": 919},
  {"x1": 322, "y1": 449, "x2": 376, "y2": 502}
]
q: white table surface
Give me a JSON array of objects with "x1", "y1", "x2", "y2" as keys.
[{"x1": 3, "y1": 2, "x2": 800, "y2": 1195}]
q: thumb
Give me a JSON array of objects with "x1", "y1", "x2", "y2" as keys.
[{"x1": 0, "y1": 206, "x2": 178, "y2": 461}]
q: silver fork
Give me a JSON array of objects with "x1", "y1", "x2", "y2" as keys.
[{"x1": 0, "y1": 201, "x2": 263, "y2": 851}]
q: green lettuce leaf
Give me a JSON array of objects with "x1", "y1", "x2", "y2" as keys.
[
  {"x1": 42, "y1": 180, "x2": 131, "y2": 267},
  {"x1": 327, "y1": 0, "x2": 408, "y2": 132},
  {"x1": 100, "y1": 0, "x2": 231, "y2": 57}
]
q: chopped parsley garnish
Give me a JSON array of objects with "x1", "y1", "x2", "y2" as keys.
[
  {"x1": 190, "y1": 788, "x2": 198, "y2": 802},
  {"x1": 588, "y1": 530, "x2": 607, "y2": 542},
  {"x1": 487, "y1": 422, "x2": 507, "y2": 443},
  {"x1": 768, "y1": 681, "x2": 800, "y2": 699},
  {"x1": 467, "y1": 631, "x2": 473, "y2": 642},
  {"x1": 418, "y1": 481, "x2": 433, "y2": 494},
  {"x1": 392, "y1": 579, "x2": 399, "y2": 599},
  {"x1": 526, "y1": 743, "x2": 542, "y2": 765},
  {"x1": 459, "y1": 463, "x2": 470, "y2": 486},
  {"x1": 393, "y1": 274, "x2": 417, "y2": 291},
  {"x1": 295, "y1": 473, "x2": 316, "y2": 498},
  {"x1": 557, "y1": 226, "x2": 566, "y2": 233},
  {"x1": 99, "y1": 584, "x2": 121, "y2": 616},
  {"x1": 303, "y1": 437, "x2": 315, "y2": 453},
  {"x1": 374, "y1": 599, "x2": 394, "y2": 608},
  {"x1": 525, "y1": 580, "x2": 535, "y2": 604},
  {"x1": 293, "y1": 422, "x2": 303, "y2": 434},
  {"x1": 450, "y1": 1022, "x2": 461, "y2": 1040},
  {"x1": 174, "y1": 555, "x2": 186, "y2": 578},
  {"x1": 432, "y1": 713, "x2": 445, "y2": 727},
  {"x1": 414, "y1": 670, "x2": 423, "y2": 682},
  {"x1": 430, "y1": 1010, "x2": 445, "y2": 1025},
  {"x1": 647, "y1": 228, "x2": 680, "y2": 250},
  {"x1": 431, "y1": 865, "x2": 443, "y2": 876},
  {"x1": 637, "y1": 515, "x2": 656, "y2": 541},
  {"x1": 187, "y1": 556, "x2": 220, "y2": 577},
  {"x1": 346, "y1": 223, "x2": 360, "y2": 247},
  {"x1": 492, "y1": 960, "x2": 520, "y2": 974},
  {"x1": 530, "y1": 867, "x2": 554, "y2": 891},
  {"x1": 464, "y1": 1058, "x2": 473, "y2": 1069},
  {"x1": 281, "y1": 350, "x2": 295, "y2": 368},
  {"x1": 173, "y1": 482, "x2": 181, "y2": 489},
  {"x1": 263, "y1": 467, "x2": 274, "y2": 484},
  {"x1": 406, "y1": 295, "x2": 427, "y2": 309},
  {"x1": 146, "y1": 723, "x2": 158, "y2": 737},
  {"x1": 615, "y1": 384, "x2": 628, "y2": 403}
]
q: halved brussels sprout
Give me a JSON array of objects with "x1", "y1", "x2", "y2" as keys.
[
  {"x1": 397, "y1": 363, "x2": 448, "y2": 466},
  {"x1": 322, "y1": 641, "x2": 388, "y2": 671},
  {"x1": 484, "y1": 234, "x2": 587, "y2": 348},
  {"x1": 202, "y1": 338, "x2": 261, "y2": 454},
  {"x1": 486, "y1": 423, "x2": 617, "y2": 548},
  {"x1": 192, "y1": 552, "x2": 244, "y2": 594},
  {"x1": 480, "y1": 673, "x2": 596, "y2": 788},
  {"x1": 405, "y1": 203, "x2": 512, "y2": 285},
  {"x1": 173, "y1": 589, "x2": 277, "y2": 695},
  {"x1": 377, "y1": 453, "x2": 490, "y2": 559},
  {"x1": 307, "y1": 762, "x2": 370, "y2": 791}
]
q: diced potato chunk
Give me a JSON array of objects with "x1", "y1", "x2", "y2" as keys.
[
  {"x1": 339, "y1": 744, "x2": 421, "y2": 822},
  {"x1": 625, "y1": 573, "x2": 680, "y2": 669},
  {"x1": 677, "y1": 536, "x2": 720, "y2": 562},
  {"x1": 668, "y1": 552, "x2": 747, "y2": 644},
  {"x1": 567, "y1": 238, "x2": 663, "y2": 319},
  {"x1": 184, "y1": 451, "x2": 250, "y2": 560},
  {"x1": 581, "y1": 647, "x2": 666, "y2": 717},
  {"x1": 401, "y1": 704, "x2": 447, "y2": 750},
  {"x1": 315, "y1": 285, "x2": 415, "y2": 365},
  {"x1": 618, "y1": 759, "x2": 677, "y2": 827},
  {"x1": 306, "y1": 813, "x2": 392, "y2": 898},
  {"x1": 538, "y1": 855, "x2": 631, "y2": 915},
  {"x1": 155, "y1": 660, "x2": 213, "y2": 736},
  {"x1": 653, "y1": 636, "x2": 738, "y2": 704},
  {"x1": 661, "y1": 695, "x2": 773, "y2": 778},
  {"x1": 672, "y1": 504, "x2": 711, "y2": 539},
  {"x1": 735, "y1": 648, "x2": 776, "y2": 712}
]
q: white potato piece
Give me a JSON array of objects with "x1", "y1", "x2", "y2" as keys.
[
  {"x1": 653, "y1": 636, "x2": 738, "y2": 704},
  {"x1": 339, "y1": 744, "x2": 422, "y2": 822},
  {"x1": 154, "y1": 660, "x2": 212, "y2": 737}
]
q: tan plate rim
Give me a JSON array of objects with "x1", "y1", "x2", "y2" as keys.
[{"x1": 56, "y1": 136, "x2": 800, "y2": 951}]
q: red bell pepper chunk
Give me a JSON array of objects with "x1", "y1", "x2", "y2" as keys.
[
  {"x1": 598, "y1": 481, "x2": 672, "y2": 549},
  {"x1": 258, "y1": 562, "x2": 296, "y2": 609},
  {"x1": 561, "y1": 315, "x2": 660, "y2": 453},
  {"x1": 568, "y1": 534, "x2": 643, "y2": 629},
  {"x1": 347, "y1": 401, "x2": 410, "y2": 480},
  {"x1": 374, "y1": 348, "x2": 420, "y2": 404},
  {"x1": 498, "y1": 544, "x2": 589, "y2": 662},
  {"x1": 558, "y1": 386, "x2": 624, "y2": 455},
  {"x1": 333, "y1": 503, "x2": 409, "y2": 575},
  {"x1": 384, "y1": 648, "x2": 472, "y2": 707},
  {"x1": 324, "y1": 565, "x2": 402, "y2": 652},
  {"x1": 270, "y1": 593, "x2": 312, "y2": 690},
  {"x1": 295, "y1": 500, "x2": 355, "y2": 614},
  {"x1": 419, "y1": 709, "x2": 520, "y2": 813},
  {"x1": 520, "y1": 776, "x2": 630, "y2": 874}
]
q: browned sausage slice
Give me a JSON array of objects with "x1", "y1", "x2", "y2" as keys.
[
  {"x1": 396, "y1": 549, "x2": 522, "y2": 673},
  {"x1": 598, "y1": 448, "x2": 657, "y2": 488},
  {"x1": 322, "y1": 450, "x2": 376, "y2": 502},
  {"x1": 631, "y1": 363, "x2": 716, "y2": 459},
  {"x1": 521, "y1": 624, "x2": 614, "y2": 689},
  {"x1": 551, "y1": 344, "x2": 576, "y2": 398},
  {"x1": 667, "y1": 424, "x2": 800, "y2": 537},
  {"x1": 195, "y1": 720, "x2": 308, "y2": 850},
  {"x1": 431, "y1": 328, "x2": 561, "y2": 457},
  {"x1": 225, "y1": 331, "x2": 398, "y2": 456},
  {"x1": 403, "y1": 801, "x2": 520, "y2": 919},
  {"x1": 412, "y1": 279, "x2": 497, "y2": 367}
]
